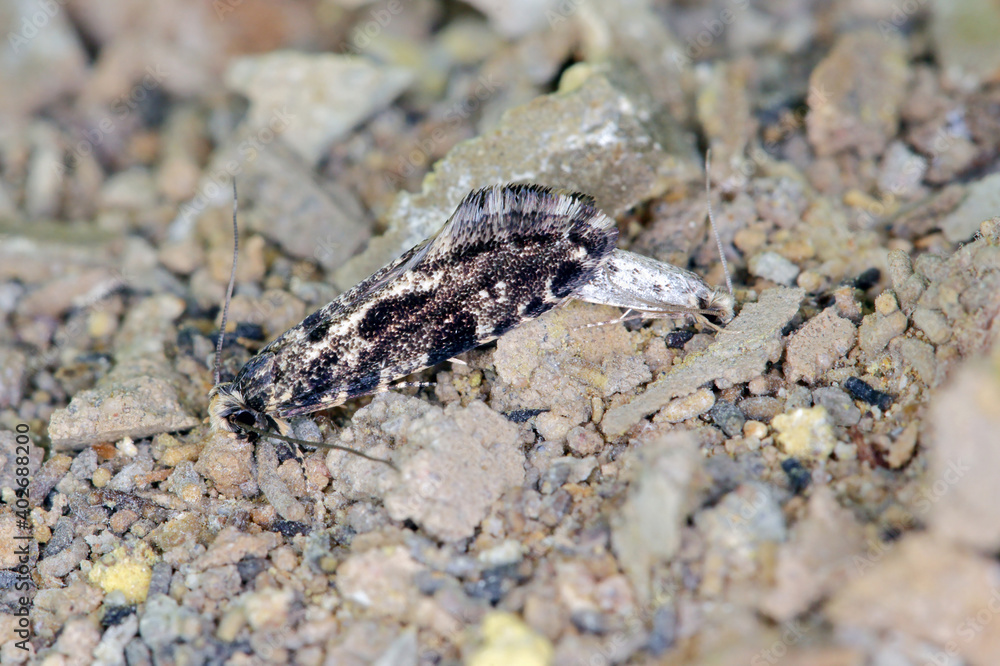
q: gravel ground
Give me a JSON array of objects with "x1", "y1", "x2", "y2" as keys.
[{"x1": 3, "y1": 1, "x2": 1000, "y2": 665}]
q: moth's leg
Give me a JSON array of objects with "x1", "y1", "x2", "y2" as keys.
[
  {"x1": 691, "y1": 312, "x2": 726, "y2": 332},
  {"x1": 265, "y1": 415, "x2": 304, "y2": 463},
  {"x1": 577, "y1": 306, "x2": 729, "y2": 334},
  {"x1": 382, "y1": 380, "x2": 437, "y2": 392},
  {"x1": 574, "y1": 308, "x2": 639, "y2": 331}
]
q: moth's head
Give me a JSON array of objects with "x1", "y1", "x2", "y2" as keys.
[
  {"x1": 702, "y1": 289, "x2": 735, "y2": 324},
  {"x1": 209, "y1": 383, "x2": 272, "y2": 441}
]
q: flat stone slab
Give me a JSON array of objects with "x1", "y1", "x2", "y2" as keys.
[
  {"x1": 48, "y1": 375, "x2": 199, "y2": 449},
  {"x1": 600, "y1": 287, "x2": 805, "y2": 436}
]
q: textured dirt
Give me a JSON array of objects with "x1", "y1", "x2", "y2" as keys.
[{"x1": 3, "y1": 2, "x2": 1000, "y2": 665}]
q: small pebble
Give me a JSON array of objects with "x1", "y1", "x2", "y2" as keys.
[
  {"x1": 565, "y1": 426, "x2": 604, "y2": 456},
  {"x1": 504, "y1": 409, "x2": 548, "y2": 424},
  {"x1": 535, "y1": 412, "x2": 575, "y2": 441},
  {"x1": 749, "y1": 251, "x2": 800, "y2": 286},
  {"x1": 807, "y1": 30, "x2": 907, "y2": 157},
  {"x1": 739, "y1": 396, "x2": 784, "y2": 422},
  {"x1": 590, "y1": 397, "x2": 605, "y2": 425},
  {"x1": 179, "y1": 484, "x2": 203, "y2": 504},
  {"x1": 940, "y1": 172, "x2": 1000, "y2": 243},
  {"x1": 832, "y1": 285, "x2": 863, "y2": 321},
  {"x1": 270, "y1": 546, "x2": 298, "y2": 572},
  {"x1": 88, "y1": 543, "x2": 156, "y2": 604},
  {"x1": 468, "y1": 611, "x2": 553, "y2": 666},
  {"x1": 709, "y1": 401, "x2": 746, "y2": 438},
  {"x1": 796, "y1": 270, "x2": 824, "y2": 292},
  {"x1": 92, "y1": 467, "x2": 112, "y2": 488},
  {"x1": 894, "y1": 337, "x2": 937, "y2": 385},
  {"x1": 664, "y1": 330, "x2": 694, "y2": 349},
  {"x1": 109, "y1": 509, "x2": 140, "y2": 534},
  {"x1": 911, "y1": 307, "x2": 951, "y2": 345},
  {"x1": 117, "y1": 437, "x2": 139, "y2": 457},
  {"x1": 744, "y1": 420, "x2": 768, "y2": 440},
  {"x1": 747, "y1": 375, "x2": 779, "y2": 396},
  {"x1": 833, "y1": 441, "x2": 857, "y2": 461},
  {"x1": 733, "y1": 227, "x2": 767, "y2": 255},
  {"x1": 784, "y1": 308, "x2": 857, "y2": 384},
  {"x1": 784, "y1": 385, "x2": 813, "y2": 412},
  {"x1": 655, "y1": 388, "x2": 716, "y2": 423},
  {"x1": 844, "y1": 377, "x2": 894, "y2": 411},
  {"x1": 780, "y1": 458, "x2": 812, "y2": 493},
  {"x1": 812, "y1": 386, "x2": 862, "y2": 426},
  {"x1": 886, "y1": 249, "x2": 914, "y2": 289},
  {"x1": 478, "y1": 541, "x2": 525, "y2": 568},
  {"x1": 683, "y1": 333, "x2": 715, "y2": 355},
  {"x1": 858, "y1": 309, "x2": 908, "y2": 356},
  {"x1": 772, "y1": 407, "x2": 837, "y2": 460},
  {"x1": 874, "y1": 292, "x2": 899, "y2": 316}
]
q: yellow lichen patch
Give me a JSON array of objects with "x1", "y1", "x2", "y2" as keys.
[
  {"x1": 467, "y1": 611, "x2": 553, "y2": 666},
  {"x1": 88, "y1": 542, "x2": 157, "y2": 603}
]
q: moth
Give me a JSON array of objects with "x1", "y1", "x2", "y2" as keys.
[
  {"x1": 209, "y1": 183, "x2": 618, "y2": 440},
  {"x1": 574, "y1": 249, "x2": 734, "y2": 328}
]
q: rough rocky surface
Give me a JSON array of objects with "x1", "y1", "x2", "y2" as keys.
[
  {"x1": 610, "y1": 432, "x2": 703, "y2": 607},
  {"x1": 932, "y1": 0, "x2": 1000, "y2": 89},
  {"x1": 827, "y1": 534, "x2": 1000, "y2": 666},
  {"x1": 335, "y1": 60, "x2": 699, "y2": 287},
  {"x1": 47, "y1": 296, "x2": 198, "y2": 448},
  {"x1": 328, "y1": 396, "x2": 526, "y2": 541},
  {"x1": 807, "y1": 30, "x2": 908, "y2": 157},
  {"x1": 939, "y1": 172, "x2": 1000, "y2": 243},
  {"x1": 600, "y1": 287, "x2": 805, "y2": 436},
  {"x1": 225, "y1": 51, "x2": 414, "y2": 166},
  {"x1": 5, "y1": 4, "x2": 1000, "y2": 665},
  {"x1": 784, "y1": 307, "x2": 857, "y2": 384},
  {"x1": 927, "y1": 340, "x2": 1000, "y2": 551}
]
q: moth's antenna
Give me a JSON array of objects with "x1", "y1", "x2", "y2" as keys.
[
  {"x1": 241, "y1": 423, "x2": 398, "y2": 471},
  {"x1": 705, "y1": 149, "x2": 733, "y2": 296},
  {"x1": 214, "y1": 180, "x2": 239, "y2": 387}
]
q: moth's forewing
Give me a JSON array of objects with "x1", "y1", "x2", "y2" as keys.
[{"x1": 222, "y1": 184, "x2": 619, "y2": 422}]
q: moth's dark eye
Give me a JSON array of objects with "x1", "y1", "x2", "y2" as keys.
[{"x1": 232, "y1": 411, "x2": 256, "y2": 428}]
